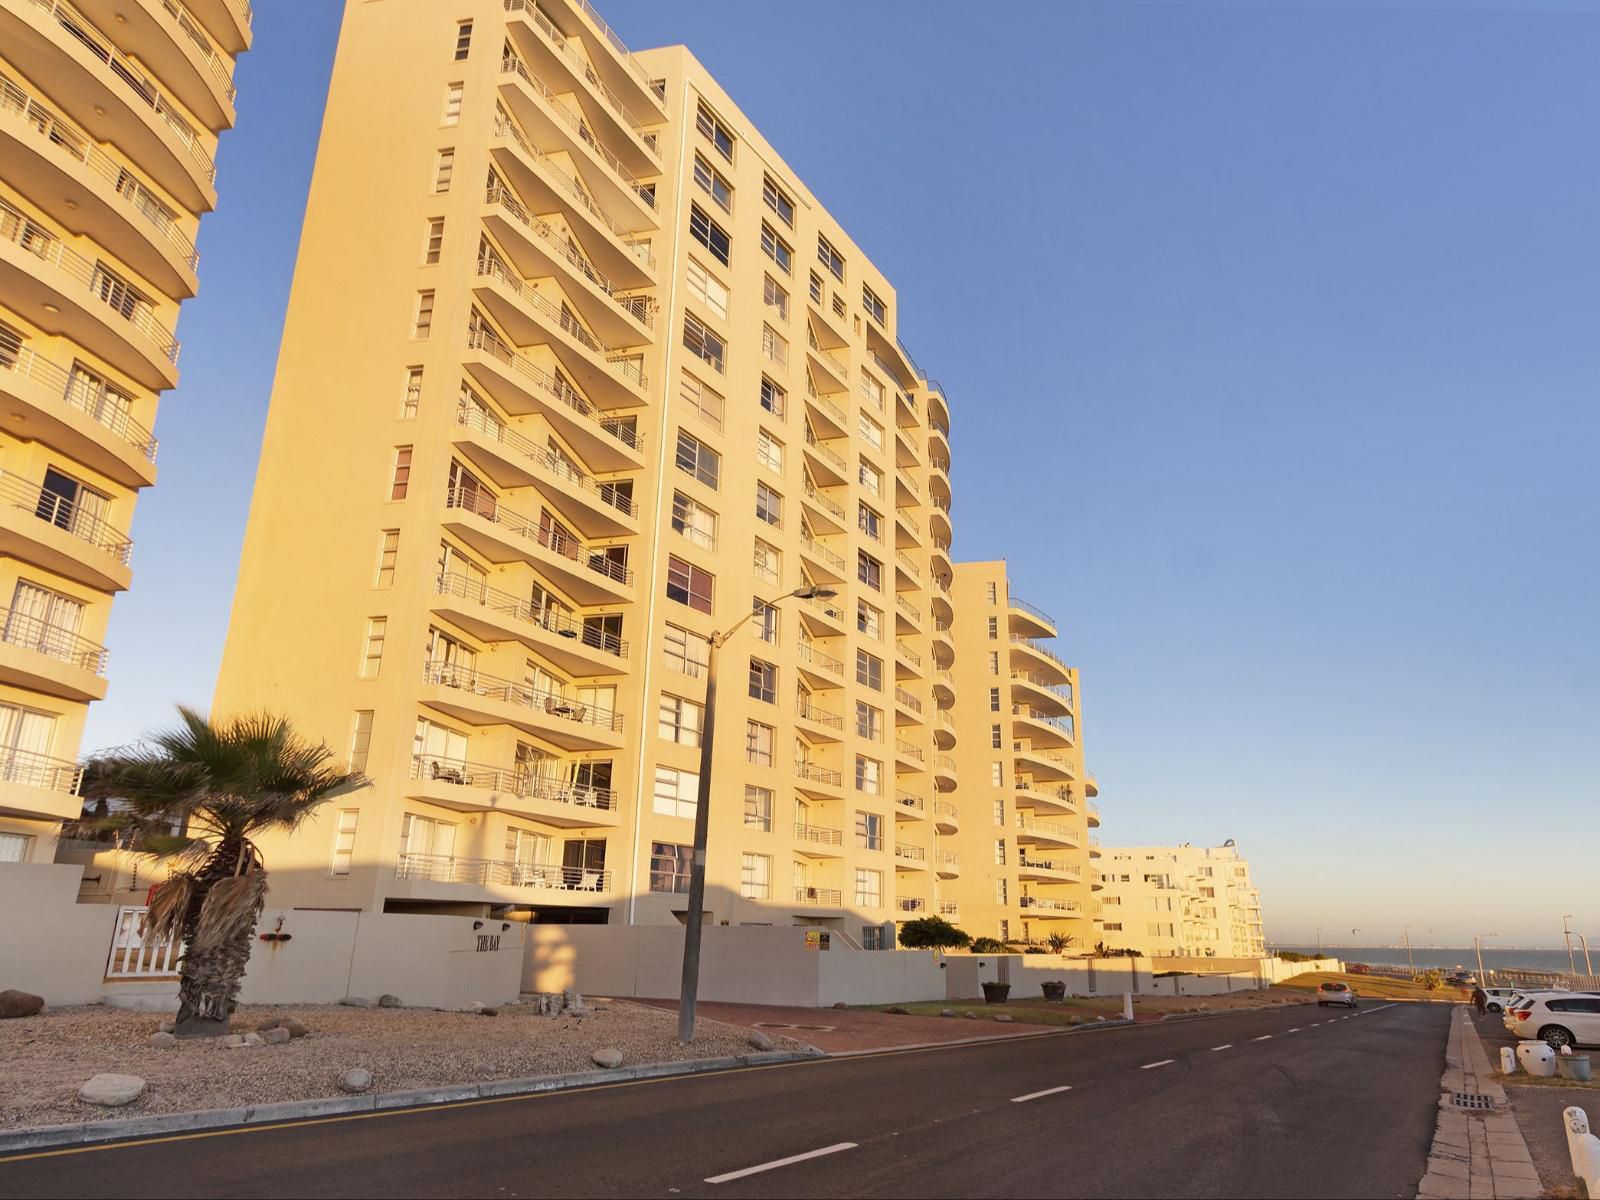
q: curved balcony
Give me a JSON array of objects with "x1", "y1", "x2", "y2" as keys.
[
  {"x1": 442, "y1": 485, "x2": 633, "y2": 605},
  {"x1": 1012, "y1": 704, "x2": 1075, "y2": 749},
  {"x1": 935, "y1": 850, "x2": 959, "y2": 879},
  {"x1": 929, "y1": 536, "x2": 951, "y2": 576},
  {"x1": 932, "y1": 709, "x2": 956, "y2": 751},
  {"x1": 931, "y1": 670, "x2": 955, "y2": 707},
  {"x1": 1008, "y1": 669, "x2": 1072, "y2": 718},
  {"x1": 927, "y1": 388, "x2": 950, "y2": 442},
  {"x1": 0, "y1": 71, "x2": 198, "y2": 298},
  {"x1": 406, "y1": 754, "x2": 618, "y2": 828},
  {"x1": 1018, "y1": 896, "x2": 1083, "y2": 920},
  {"x1": 893, "y1": 843, "x2": 928, "y2": 872},
  {"x1": 928, "y1": 498, "x2": 951, "y2": 546},
  {"x1": 0, "y1": 473, "x2": 132, "y2": 591},
  {"x1": 183, "y1": 0, "x2": 250, "y2": 55},
  {"x1": 1013, "y1": 747, "x2": 1075, "y2": 784},
  {"x1": 1, "y1": 203, "x2": 178, "y2": 390},
  {"x1": 0, "y1": 746, "x2": 84, "y2": 822},
  {"x1": 430, "y1": 573, "x2": 629, "y2": 678},
  {"x1": 0, "y1": 605, "x2": 108, "y2": 701},
  {"x1": 1014, "y1": 817, "x2": 1079, "y2": 851},
  {"x1": 1007, "y1": 595, "x2": 1057, "y2": 640},
  {"x1": 932, "y1": 799, "x2": 959, "y2": 834},
  {"x1": 4, "y1": 0, "x2": 218, "y2": 210},
  {"x1": 1008, "y1": 635, "x2": 1070, "y2": 684},
  {"x1": 75, "y1": 0, "x2": 238, "y2": 129},
  {"x1": 1084, "y1": 771, "x2": 1099, "y2": 798},
  {"x1": 1, "y1": 348, "x2": 157, "y2": 489},
  {"x1": 419, "y1": 660, "x2": 623, "y2": 752},
  {"x1": 1017, "y1": 856, "x2": 1080, "y2": 884},
  {"x1": 931, "y1": 621, "x2": 955, "y2": 668},
  {"x1": 1086, "y1": 800, "x2": 1101, "y2": 829},
  {"x1": 1089, "y1": 834, "x2": 1101, "y2": 859},
  {"x1": 894, "y1": 791, "x2": 927, "y2": 822},
  {"x1": 932, "y1": 754, "x2": 957, "y2": 792},
  {"x1": 1013, "y1": 777, "x2": 1078, "y2": 818},
  {"x1": 393, "y1": 852, "x2": 612, "y2": 904}
]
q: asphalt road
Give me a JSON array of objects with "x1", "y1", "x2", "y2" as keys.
[{"x1": 0, "y1": 1000, "x2": 1450, "y2": 1199}]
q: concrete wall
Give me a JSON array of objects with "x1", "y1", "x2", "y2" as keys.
[
  {"x1": 0, "y1": 864, "x2": 121, "y2": 1005},
  {"x1": 940, "y1": 954, "x2": 1342, "y2": 1001}
]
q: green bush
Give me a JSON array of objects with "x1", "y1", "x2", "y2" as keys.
[
  {"x1": 1417, "y1": 968, "x2": 1445, "y2": 991},
  {"x1": 1045, "y1": 931, "x2": 1074, "y2": 954},
  {"x1": 969, "y1": 937, "x2": 1005, "y2": 954},
  {"x1": 896, "y1": 916, "x2": 971, "y2": 950}
]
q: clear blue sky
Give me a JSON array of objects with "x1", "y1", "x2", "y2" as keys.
[{"x1": 85, "y1": 1, "x2": 1599, "y2": 948}]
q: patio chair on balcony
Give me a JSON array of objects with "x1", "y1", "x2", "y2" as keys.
[
  {"x1": 427, "y1": 759, "x2": 466, "y2": 786},
  {"x1": 545, "y1": 695, "x2": 586, "y2": 721}
]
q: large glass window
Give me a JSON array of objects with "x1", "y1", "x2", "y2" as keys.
[
  {"x1": 652, "y1": 768, "x2": 699, "y2": 819},
  {"x1": 675, "y1": 430, "x2": 720, "y2": 489},
  {"x1": 688, "y1": 203, "x2": 731, "y2": 265},
  {"x1": 650, "y1": 842, "x2": 693, "y2": 892},
  {"x1": 665, "y1": 555, "x2": 714, "y2": 614}
]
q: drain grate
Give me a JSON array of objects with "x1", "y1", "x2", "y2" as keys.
[{"x1": 1453, "y1": 1092, "x2": 1495, "y2": 1110}]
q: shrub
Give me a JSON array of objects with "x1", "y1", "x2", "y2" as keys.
[
  {"x1": 1045, "y1": 931, "x2": 1074, "y2": 954},
  {"x1": 1418, "y1": 969, "x2": 1445, "y2": 991},
  {"x1": 969, "y1": 937, "x2": 1005, "y2": 954},
  {"x1": 896, "y1": 916, "x2": 971, "y2": 951}
]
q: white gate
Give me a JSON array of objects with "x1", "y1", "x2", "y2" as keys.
[{"x1": 105, "y1": 905, "x2": 182, "y2": 979}]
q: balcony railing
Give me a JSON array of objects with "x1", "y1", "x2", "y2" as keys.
[
  {"x1": 894, "y1": 738, "x2": 924, "y2": 763},
  {"x1": 793, "y1": 760, "x2": 842, "y2": 788},
  {"x1": 895, "y1": 792, "x2": 925, "y2": 814},
  {"x1": 1020, "y1": 896, "x2": 1081, "y2": 913},
  {"x1": 894, "y1": 844, "x2": 926, "y2": 863},
  {"x1": 1013, "y1": 777, "x2": 1077, "y2": 808},
  {"x1": 894, "y1": 549, "x2": 920, "y2": 581},
  {"x1": 1009, "y1": 595, "x2": 1056, "y2": 628},
  {"x1": 933, "y1": 800, "x2": 959, "y2": 822},
  {"x1": 444, "y1": 486, "x2": 632, "y2": 588},
  {"x1": 500, "y1": 54, "x2": 656, "y2": 211},
  {"x1": 0, "y1": 346, "x2": 158, "y2": 462},
  {"x1": 893, "y1": 686, "x2": 922, "y2": 713},
  {"x1": 929, "y1": 451, "x2": 950, "y2": 474},
  {"x1": 0, "y1": 201, "x2": 179, "y2": 364},
  {"x1": 466, "y1": 323, "x2": 643, "y2": 453},
  {"x1": 895, "y1": 469, "x2": 920, "y2": 501},
  {"x1": 802, "y1": 424, "x2": 846, "y2": 471},
  {"x1": 410, "y1": 754, "x2": 617, "y2": 811},
  {"x1": 396, "y1": 852, "x2": 611, "y2": 892},
  {"x1": 1010, "y1": 670, "x2": 1073, "y2": 703},
  {"x1": 801, "y1": 477, "x2": 845, "y2": 522},
  {"x1": 798, "y1": 534, "x2": 844, "y2": 573},
  {"x1": 1019, "y1": 855, "x2": 1081, "y2": 879},
  {"x1": 0, "y1": 746, "x2": 83, "y2": 793},
  {"x1": 805, "y1": 325, "x2": 849, "y2": 379},
  {"x1": 1015, "y1": 816, "x2": 1076, "y2": 842},
  {"x1": 933, "y1": 669, "x2": 954, "y2": 691},
  {"x1": 937, "y1": 900, "x2": 959, "y2": 917},
  {"x1": 932, "y1": 754, "x2": 956, "y2": 774},
  {"x1": 894, "y1": 639, "x2": 921, "y2": 668},
  {"x1": 935, "y1": 851, "x2": 959, "y2": 870},
  {"x1": 796, "y1": 640, "x2": 843, "y2": 676},
  {"x1": 897, "y1": 508, "x2": 922, "y2": 536},
  {"x1": 0, "y1": 606, "x2": 108, "y2": 673},
  {"x1": 0, "y1": 72, "x2": 199, "y2": 271},
  {"x1": 454, "y1": 403, "x2": 634, "y2": 521},
  {"x1": 158, "y1": 0, "x2": 237, "y2": 103},
  {"x1": 433, "y1": 572, "x2": 628, "y2": 658},
  {"x1": 800, "y1": 591, "x2": 845, "y2": 626},
  {"x1": 896, "y1": 897, "x2": 926, "y2": 913},
  {"x1": 0, "y1": 473, "x2": 133, "y2": 563},
  {"x1": 894, "y1": 594, "x2": 920, "y2": 624},
  {"x1": 794, "y1": 886, "x2": 841, "y2": 906},
  {"x1": 795, "y1": 698, "x2": 843, "y2": 730},
  {"x1": 804, "y1": 379, "x2": 848, "y2": 428},
  {"x1": 1009, "y1": 635, "x2": 1069, "y2": 673},
  {"x1": 1013, "y1": 705, "x2": 1075, "y2": 738},
  {"x1": 794, "y1": 821, "x2": 842, "y2": 846},
  {"x1": 503, "y1": 0, "x2": 657, "y2": 153},
  {"x1": 421, "y1": 659, "x2": 623, "y2": 733},
  {"x1": 27, "y1": 0, "x2": 215, "y2": 183}
]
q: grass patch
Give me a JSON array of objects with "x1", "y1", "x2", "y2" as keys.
[
  {"x1": 1275, "y1": 970, "x2": 1470, "y2": 1002},
  {"x1": 1504, "y1": 1075, "x2": 1600, "y2": 1092},
  {"x1": 864, "y1": 1000, "x2": 1111, "y2": 1027}
]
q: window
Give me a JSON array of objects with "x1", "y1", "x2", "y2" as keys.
[
  {"x1": 998, "y1": 920, "x2": 1010, "y2": 942},
  {"x1": 745, "y1": 720, "x2": 774, "y2": 766},
  {"x1": 993, "y1": 798, "x2": 1005, "y2": 825},
  {"x1": 862, "y1": 926, "x2": 884, "y2": 951},
  {"x1": 763, "y1": 174, "x2": 794, "y2": 225},
  {"x1": 653, "y1": 768, "x2": 699, "y2": 819},
  {"x1": 856, "y1": 810, "x2": 883, "y2": 850},
  {"x1": 863, "y1": 284, "x2": 887, "y2": 324},
  {"x1": 401, "y1": 366, "x2": 422, "y2": 418},
  {"x1": 744, "y1": 785, "x2": 773, "y2": 831},
  {"x1": 423, "y1": 217, "x2": 444, "y2": 264},
  {"x1": 818, "y1": 233, "x2": 845, "y2": 280},
  {"x1": 671, "y1": 491, "x2": 717, "y2": 551},
  {"x1": 996, "y1": 878, "x2": 1008, "y2": 905},
  {"x1": 759, "y1": 376, "x2": 786, "y2": 419},
  {"x1": 856, "y1": 600, "x2": 881, "y2": 640},
  {"x1": 348, "y1": 712, "x2": 374, "y2": 773},
  {"x1": 756, "y1": 430, "x2": 784, "y2": 473},
  {"x1": 988, "y1": 651, "x2": 999, "y2": 674},
  {"x1": 658, "y1": 694, "x2": 704, "y2": 746},
  {"x1": 857, "y1": 551, "x2": 882, "y2": 591},
  {"x1": 752, "y1": 539, "x2": 780, "y2": 584},
  {"x1": 858, "y1": 414, "x2": 883, "y2": 454},
  {"x1": 748, "y1": 658, "x2": 777, "y2": 704},
  {"x1": 855, "y1": 868, "x2": 882, "y2": 907},
  {"x1": 989, "y1": 687, "x2": 1001, "y2": 712},
  {"x1": 413, "y1": 291, "x2": 434, "y2": 338},
  {"x1": 359, "y1": 618, "x2": 386, "y2": 678},
  {"x1": 987, "y1": 616, "x2": 999, "y2": 639},
  {"x1": 760, "y1": 324, "x2": 788, "y2": 368},
  {"x1": 453, "y1": 20, "x2": 472, "y2": 59},
  {"x1": 692, "y1": 152, "x2": 733, "y2": 212},
  {"x1": 751, "y1": 598, "x2": 778, "y2": 645},
  {"x1": 434, "y1": 148, "x2": 455, "y2": 193},
  {"x1": 390, "y1": 447, "x2": 413, "y2": 499},
  {"x1": 991, "y1": 762, "x2": 1003, "y2": 787},
  {"x1": 1103, "y1": 922, "x2": 1124, "y2": 933},
  {"x1": 858, "y1": 460, "x2": 882, "y2": 496},
  {"x1": 696, "y1": 101, "x2": 735, "y2": 161},
  {"x1": 665, "y1": 555, "x2": 714, "y2": 614},
  {"x1": 684, "y1": 258, "x2": 730, "y2": 321},
  {"x1": 991, "y1": 724, "x2": 1003, "y2": 749},
  {"x1": 664, "y1": 623, "x2": 710, "y2": 677},
  {"x1": 859, "y1": 372, "x2": 886, "y2": 414},
  {"x1": 330, "y1": 811, "x2": 359, "y2": 876},
  {"x1": 994, "y1": 839, "x2": 1007, "y2": 866},
  {"x1": 761, "y1": 222, "x2": 792, "y2": 273},
  {"x1": 857, "y1": 504, "x2": 882, "y2": 543},
  {"x1": 683, "y1": 312, "x2": 726, "y2": 373},
  {"x1": 741, "y1": 853, "x2": 771, "y2": 899},
  {"x1": 763, "y1": 275, "x2": 789, "y2": 321},
  {"x1": 374, "y1": 531, "x2": 399, "y2": 587},
  {"x1": 679, "y1": 372, "x2": 725, "y2": 432},
  {"x1": 442, "y1": 83, "x2": 463, "y2": 126},
  {"x1": 650, "y1": 842, "x2": 693, "y2": 892},
  {"x1": 1148, "y1": 923, "x2": 1175, "y2": 938},
  {"x1": 985, "y1": 582, "x2": 998, "y2": 604},
  {"x1": 856, "y1": 650, "x2": 882, "y2": 691},
  {"x1": 0, "y1": 832, "x2": 34, "y2": 864},
  {"x1": 688, "y1": 203, "x2": 731, "y2": 266},
  {"x1": 753, "y1": 480, "x2": 783, "y2": 528},
  {"x1": 855, "y1": 702, "x2": 882, "y2": 741},
  {"x1": 675, "y1": 430, "x2": 720, "y2": 489},
  {"x1": 855, "y1": 755, "x2": 882, "y2": 795}
]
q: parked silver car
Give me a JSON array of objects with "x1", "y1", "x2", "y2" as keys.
[{"x1": 1317, "y1": 981, "x2": 1358, "y2": 1009}]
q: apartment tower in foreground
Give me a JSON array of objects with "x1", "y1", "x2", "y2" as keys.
[{"x1": 0, "y1": 0, "x2": 247, "y2": 866}]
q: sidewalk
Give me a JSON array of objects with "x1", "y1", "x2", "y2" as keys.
[{"x1": 633, "y1": 999, "x2": 1045, "y2": 1054}]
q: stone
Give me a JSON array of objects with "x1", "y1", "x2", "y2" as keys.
[
  {"x1": 0, "y1": 990, "x2": 44, "y2": 1019},
  {"x1": 832, "y1": 1001, "x2": 849, "y2": 1010},
  {"x1": 221, "y1": 1034, "x2": 246, "y2": 1047},
  {"x1": 962, "y1": 1011, "x2": 977, "y2": 1019},
  {"x1": 263, "y1": 1027, "x2": 292, "y2": 1045},
  {"x1": 994, "y1": 1014, "x2": 1015, "y2": 1023},
  {"x1": 159, "y1": 1019, "x2": 176, "y2": 1033},
  {"x1": 340, "y1": 996, "x2": 375, "y2": 1008},
  {"x1": 79, "y1": 1073, "x2": 146, "y2": 1107},
  {"x1": 884, "y1": 1005, "x2": 910, "y2": 1015},
  {"x1": 338, "y1": 1068, "x2": 374, "y2": 1094},
  {"x1": 478, "y1": 1007, "x2": 499, "y2": 1017},
  {"x1": 462, "y1": 1001, "x2": 485, "y2": 1014},
  {"x1": 747, "y1": 1030, "x2": 775, "y2": 1051},
  {"x1": 592, "y1": 1048, "x2": 623, "y2": 1069},
  {"x1": 279, "y1": 1018, "x2": 310, "y2": 1039},
  {"x1": 227, "y1": 1032, "x2": 265, "y2": 1049},
  {"x1": 146, "y1": 1032, "x2": 177, "y2": 1048},
  {"x1": 939, "y1": 1009, "x2": 956, "y2": 1018},
  {"x1": 377, "y1": 994, "x2": 402, "y2": 1008},
  {"x1": 563, "y1": 987, "x2": 583, "y2": 1011}
]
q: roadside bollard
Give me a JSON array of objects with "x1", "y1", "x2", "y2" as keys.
[
  {"x1": 1501, "y1": 1047, "x2": 1517, "y2": 1075},
  {"x1": 1123, "y1": 992, "x2": 1133, "y2": 1022},
  {"x1": 1563, "y1": 1106, "x2": 1599, "y2": 1198}
]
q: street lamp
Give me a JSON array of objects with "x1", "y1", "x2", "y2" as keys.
[
  {"x1": 1403, "y1": 925, "x2": 1415, "y2": 975},
  {"x1": 676, "y1": 584, "x2": 837, "y2": 1044},
  {"x1": 1564, "y1": 915, "x2": 1577, "y2": 976},
  {"x1": 1474, "y1": 932, "x2": 1497, "y2": 983}
]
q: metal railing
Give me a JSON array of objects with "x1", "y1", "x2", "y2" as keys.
[
  {"x1": 1014, "y1": 748, "x2": 1076, "y2": 777},
  {"x1": 158, "y1": 0, "x2": 237, "y2": 102},
  {"x1": 800, "y1": 591, "x2": 845, "y2": 625},
  {"x1": 794, "y1": 886, "x2": 841, "y2": 905},
  {"x1": 935, "y1": 850, "x2": 959, "y2": 870},
  {"x1": 27, "y1": 0, "x2": 215, "y2": 183},
  {"x1": 0, "y1": 71, "x2": 199, "y2": 271},
  {"x1": 929, "y1": 451, "x2": 950, "y2": 474},
  {"x1": 1018, "y1": 855, "x2": 1080, "y2": 878},
  {"x1": 561, "y1": 0, "x2": 661, "y2": 98},
  {"x1": 802, "y1": 423, "x2": 846, "y2": 471},
  {"x1": 793, "y1": 760, "x2": 842, "y2": 787},
  {"x1": 933, "y1": 800, "x2": 959, "y2": 823},
  {"x1": 897, "y1": 507, "x2": 921, "y2": 537},
  {"x1": 1008, "y1": 595, "x2": 1057, "y2": 629},
  {"x1": 937, "y1": 900, "x2": 959, "y2": 917},
  {"x1": 894, "y1": 549, "x2": 920, "y2": 580},
  {"x1": 0, "y1": 201, "x2": 179, "y2": 364},
  {"x1": 934, "y1": 669, "x2": 954, "y2": 690},
  {"x1": 454, "y1": 403, "x2": 633, "y2": 520},
  {"x1": 801, "y1": 476, "x2": 844, "y2": 521},
  {"x1": 0, "y1": 473, "x2": 133, "y2": 563},
  {"x1": 799, "y1": 534, "x2": 844, "y2": 573},
  {"x1": 896, "y1": 897, "x2": 926, "y2": 913},
  {"x1": 804, "y1": 380, "x2": 848, "y2": 427},
  {"x1": 894, "y1": 687, "x2": 922, "y2": 713},
  {"x1": 433, "y1": 572, "x2": 628, "y2": 658},
  {"x1": 796, "y1": 640, "x2": 843, "y2": 675},
  {"x1": 1013, "y1": 705, "x2": 1076, "y2": 738},
  {"x1": 794, "y1": 821, "x2": 842, "y2": 846},
  {"x1": 894, "y1": 844, "x2": 926, "y2": 863},
  {"x1": 895, "y1": 594, "x2": 920, "y2": 624},
  {"x1": 421, "y1": 659, "x2": 623, "y2": 733},
  {"x1": 1009, "y1": 635, "x2": 1070, "y2": 673},
  {"x1": 106, "y1": 906, "x2": 181, "y2": 979},
  {"x1": 1010, "y1": 669, "x2": 1073, "y2": 703},
  {"x1": 0, "y1": 346, "x2": 158, "y2": 461},
  {"x1": 795, "y1": 699, "x2": 843, "y2": 730},
  {"x1": 397, "y1": 852, "x2": 612, "y2": 892},
  {"x1": 895, "y1": 792, "x2": 925, "y2": 814},
  {"x1": 895, "y1": 639, "x2": 921, "y2": 668},
  {"x1": 444, "y1": 485, "x2": 632, "y2": 588},
  {"x1": 895, "y1": 469, "x2": 921, "y2": 501},
  {"x1": 0, "y1": 606, "x2": 108, "y2": 673},
  {"x1": 805, "y1": 325, "x2": 849, "y2": 379},
  {"x1": 409, "y1": 754, "x2": 617, "y2": 811},
  {"x1": 1015, "y1": 816, "x2": 1077, "y2": 843},
  {"x1": 930, "y1": 494, "x2": 951, "y2": 515},
  {"x1": 0, "y1": 746, "x2": 83, "y2": 792},
  {"x1": 466, "y1": 323, "x2": 642, "y2": 453},
  {"x1": 1013, "y1": 778, "x2": 1078, "y2": 810},
  {"x1": 1020, "y1": 896, "x2": 1081, "y2": 913},
  {"x1": 932, "y1": 754, "x2": 957, "y2": 775},
  {"x1": 503, "y1": 0, "x2": 657, "y2": 153},
  {"x1": 894, "y1": 738, "x2": 924, "y2": 763}
]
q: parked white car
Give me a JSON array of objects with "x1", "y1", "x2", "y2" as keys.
[
  {"x1": 1503, "y1": 992, "x2": 1600, "y2": 1050},
  {"x1": 1480, "y1": 987, "x2": 1518, "y2": 1014}
]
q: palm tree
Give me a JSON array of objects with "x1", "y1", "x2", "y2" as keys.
[{"x1": 82, "y1": 707, "x2": 363, "y2": 1036}]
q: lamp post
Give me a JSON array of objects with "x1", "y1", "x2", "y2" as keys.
[
  {"x1": 676, "y1": 584, "x2": 837, "y2": 1045},
  {"x1": 1564, "y1": 915, "x2": 1577, "y2": 977},
  {"x1": 1474, "y1": 932, "x2": 1497, "y2": 984},
  {"x1": 1403, "y1": 925, "x2": 1415, "y2": 975}
]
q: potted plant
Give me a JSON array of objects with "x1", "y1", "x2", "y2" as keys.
[
  {"x1": 1041, "y1": 980, "x2": 1067, "y2": 1002},
  {"x1": 981, "y1": 981, "x2": 1011, "y2": 1004}
]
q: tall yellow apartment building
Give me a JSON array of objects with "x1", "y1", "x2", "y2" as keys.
[
  {"x1": 1095, "y1": 841, "x2": 1266, "y2": 958},
  {"x1": 0, "y1": 0, "x2": 247, "y2": 867},
  {"x1": 214, "y1": 0, "x2": 1096, "y2": 946}
]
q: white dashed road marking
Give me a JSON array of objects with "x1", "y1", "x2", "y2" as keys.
[
  {"x1": 1010, "y1": 1086, "x2": 1072, "y2": 1104},
  {"x1": 1253, "y1": 1034, "x2": 1272, "y2": 1041},
  {"x1": 706, "y1": 1143, "x2": 858, "y2": 1184},
  {"x1": 1211, "y1": 1044, "x2": 1232, "y2": 1051},
  {"x1": 1140, "y1": 1059, "x2": 1176, "y2": 1070}
]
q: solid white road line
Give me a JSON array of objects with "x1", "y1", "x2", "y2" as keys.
[
  {"x1": 1211, "y1": 1044, "x2": 1233, "y2": 1051},
  {"x1": 1010, "y1": 1086, "x2": 1073, "y2": 1104},
  {"x1": 1140, "y1": 1059, "x2": 1176, "y2": 1070},
  {"x1": 1365, "y1": 1003, "x2": 1398, "y2": 1013},
  {"x1": 706, "y1": 1143, "x2": 858, "y2": 1184}
]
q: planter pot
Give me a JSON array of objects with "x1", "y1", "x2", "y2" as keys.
[
  {"x1": 1041, "y1": 982, "x2": 1067, "y2": 1002},
  {"x1": 1516, "y1": 1041, "x2": 1557, "y2": 1078},
  {"x1": 1556, "y1": 1055, "x2": 1592, "y2": 1082},
  {"x1": 981, "y1": 982, "x2": 1011, "y2": 1005}
]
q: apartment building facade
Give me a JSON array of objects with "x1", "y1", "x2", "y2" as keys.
[
  {"x1": 1095, "y1": 841, "x2": 1265, "y2": 958},
  {"x1": 0, "y1": 0, "x2": 247, "y2": 867},
  {"x1": 212, "y1": 0, "x2": 971, "y2": 944}
]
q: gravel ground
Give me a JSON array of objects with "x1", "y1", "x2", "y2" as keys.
[{"x1": 0, "y1": 1001, "x2": 808, "y2": 1130}]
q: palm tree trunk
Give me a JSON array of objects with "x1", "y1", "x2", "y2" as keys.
[{"x1": 171, "y1": 839, "x2": 245, "y2": 1037}]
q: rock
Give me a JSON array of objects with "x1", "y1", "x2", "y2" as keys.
[
  {"x1": 279, "y1": 1018, "x2": 310, "y2": 1039},
  {"x1": 338, "y1": 1068, "x2": 373, "y2": 1094},
  {"x1": 502, "y1": 998, "x2": 520, "y2": 1007},
  {"x1": 147, "y1": 1032, "x2": 177, "y2": 1048},
  {"x1": 747, "y1": 1030, "x2": 775, "y2": 1051},
  {"x1": 994, "y1": 1014, "x2": 1014, "y2": 1023},
  {"x1": 885, "y1": 1005, "x2": 910, "y2": 1015},
  {"x1": 962, "y1": 1011, "x2": 977, "y2": 1019},
  {"x1": 225, "y1": 1032, "x2": 264, "y2": 1049},
  {"x1": 159, "y1": 1019, "x2": 176, "y2": 1033},
  {"x1": 221, "y1": 1034, "x2": 246, "y2": 1048},
  {"x1": 462, "y1": 1001, "x2": 484, "y2": 1014},
  {"x1": 79, "y1": 1073, "x2": 145, "y2": 1107},
  {"x1": 339, "y1": 996, "x2": 375, "y2": 1008},
  {"x1": 562, "y1": 987, "x2": 583, "y2": 1011},
  {"x1": 377, "y1": 994, "x2": 402, "y2": 1008},
  {"x1": 477, "y1": 1007, "x2": 499, "y2": 1017},
  {"x1": 0, "y1": 990, "x2": 44, "y2": 1019},
  {"x1": 255, "y1": 1016, "x2": 284, "y2": 1032},
  {"x1": 263, "y1": 1027, "x2": 292, "y2": 1045},
  {"x1": 939, "y1": 1009, "x2": 956, "y2": 1018},
  {"x1": 591, "y1": 1048, "x2": 623, "y2": 1069},
  {"x1": 831, "y1": 1001, "x2": 848, "y2": 1010}
]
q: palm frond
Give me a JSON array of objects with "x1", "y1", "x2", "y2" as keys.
[
  {"x1": 146, "y1": 873, "x2": 196, "y2": 944},
  {"x1": 191, "y1": 870, "x2": 268, "y2": 954}
]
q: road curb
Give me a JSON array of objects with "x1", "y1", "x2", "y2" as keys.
[
  {"x1": 0, "y1": 1049, "x2": 824, "y2": 1156},
  {"x1": 825, "y1": 1017, "x2": 1136, "y2": 1057}
]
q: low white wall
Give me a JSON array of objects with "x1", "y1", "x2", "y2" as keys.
[{"x1": 0, "y1": 864, "x2": 121, "y2": 1005}]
